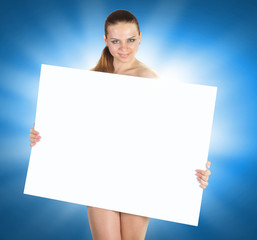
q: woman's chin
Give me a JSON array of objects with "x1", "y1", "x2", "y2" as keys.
[{"x1": 116, "y1": 55, "x2": 134, "y2": 63}]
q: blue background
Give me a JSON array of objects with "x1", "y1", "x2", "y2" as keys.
[{"x1": 1, "y1": 0, "x2": 257, "y2": 239}]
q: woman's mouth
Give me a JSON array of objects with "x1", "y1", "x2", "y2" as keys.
[{"x1": 119, "y1": 53, "x2": 130, "y2": 58}]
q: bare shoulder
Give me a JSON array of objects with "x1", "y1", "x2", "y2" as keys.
[{"x1": 135, "y1": 61, "x2": 159, "y2": 79}]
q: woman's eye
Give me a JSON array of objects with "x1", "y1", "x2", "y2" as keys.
[
  {"x1": 128, "y1": 39, "x2": 136, "y2": 42},
  {"x1": 112, "y1": 40, "x2": 119, "y2": 44}
]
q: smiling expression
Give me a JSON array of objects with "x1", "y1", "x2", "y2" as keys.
[{"x1": 104, "y1": 22, "x2": 141, "y2": 64}]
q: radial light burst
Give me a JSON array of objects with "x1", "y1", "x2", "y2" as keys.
[{"x1": 1, "y1": 0, "x2": 257, "y2": 239}]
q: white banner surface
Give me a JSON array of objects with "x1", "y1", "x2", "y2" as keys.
[{"x1": 24, "y1": 64, "x2": 217, "y2": 226}]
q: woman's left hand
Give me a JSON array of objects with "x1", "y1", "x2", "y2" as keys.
[{"x1": 196, "y1": 161, "x2": 211, "y2": 189}]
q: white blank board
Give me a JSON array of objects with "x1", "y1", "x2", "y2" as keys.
[{"x1": 24, "y1": 64, "x2": 217, "y2": 226}]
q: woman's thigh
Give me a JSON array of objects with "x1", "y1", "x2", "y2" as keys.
[
  {"x1": 120, "y1": 212, "x2": 150, "y2": 240},
  {"x1": 87, "y1": 206, "x2": 121, "y2": 240}
]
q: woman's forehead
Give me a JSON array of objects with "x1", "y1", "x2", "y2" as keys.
[{"x1": 107, "y1": 22, "x2": 139, "y2": 38}]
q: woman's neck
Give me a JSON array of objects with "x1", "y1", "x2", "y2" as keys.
[{"x1": 113, "y1": 57, "x2": 138, "y2": 74}]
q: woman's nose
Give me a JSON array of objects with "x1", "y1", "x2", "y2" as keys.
[{"x1": 120, "y1": 41, "x2": 128, "y2": 50}]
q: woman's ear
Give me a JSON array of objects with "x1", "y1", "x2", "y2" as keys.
[
  {"x1": 139, "y1": 31, "x2": 142, "y2": 44},
  {"x1": 103, "y1": 34, "x2": 107, "y2": 45}
]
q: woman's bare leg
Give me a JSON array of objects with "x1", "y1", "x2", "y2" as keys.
[
  {"x1": 120, "y1": 212, "x2": 150, "y2": 240},
  {"x1": 87, "y1": 206, "x2": 121, "y2": 240}
]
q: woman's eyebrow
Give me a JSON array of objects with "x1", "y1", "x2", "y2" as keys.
[{"x1": 110, "y1": 36, "x2": 136, "y2": 40}]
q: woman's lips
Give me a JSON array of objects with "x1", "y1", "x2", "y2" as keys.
[{"x1": 119, "y1": 53, "x2": 130, "y2": 58}]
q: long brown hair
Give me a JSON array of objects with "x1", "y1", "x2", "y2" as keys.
[{"x1": 91, "y1": 10, "x2": 140, "y2": 73}]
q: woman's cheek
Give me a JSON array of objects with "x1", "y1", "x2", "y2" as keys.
[
  {"x1": 109, "y1": 46, "x2": 117, "y2": 55},
  {"x1": 112, "y1": 45, "x2": 119, "y2": 53}
]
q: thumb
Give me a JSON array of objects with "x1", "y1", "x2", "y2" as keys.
[{"x1": 206, "y1": 160, "x2": 211, "y2": 169}]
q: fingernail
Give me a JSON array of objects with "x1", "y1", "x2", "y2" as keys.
[
  {"x1": 197, "y1": 177, "x2": 200, "y2": 181},
  {"x1": 196, "y1": 173, "x2": 199, "y2": 176}
]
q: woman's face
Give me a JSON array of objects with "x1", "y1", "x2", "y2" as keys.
[{"x1": 104, "y1": 22, "x2": 141, "y2": 64}]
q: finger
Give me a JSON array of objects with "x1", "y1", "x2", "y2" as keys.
[
  {"x1": 29, "y1": 138, "x2": 38, "y2": 143},
  {"x1": 29, "y1": 137, "x2": 40, "y2": 142},
  {"x1": 29, "y1": 134, "x2": 41, "y2": 141},
  {"x1": 29, "y1": 130, "x2": 41, "y2": 140},
  {"x1": 206, "y1": 160, "x2": 211, "y2": 169},
  {"x1": 196, "y1": 169, "x2": 211, "y2": 177},
  {"x1": 201, "y1": 169, "x2": 211, "y2": 177},
  {"x1": 196, "y1": 172, "x2": 209, "y2": 181},
  {"x1": 197, "y1": 177, "x2": 208, "y2": 187},
  {"x1": 29, "y1": 133, "x2": 39, "y2": 138},
  {"x1": 31, "y1": 135, "x2": 41, "y2": 140},
  {"x1": 200, "y1": 185, "x2": 207, "y2": 189},
  {"x1": 30, "y1": 142, "x2": 36, "y2": 147},
  {"x1": 202, "y1": 169, "x2": 211, "y2": 177},
  {"x1": 30, "y1": 128, "x2": 39, "y2": 135}
]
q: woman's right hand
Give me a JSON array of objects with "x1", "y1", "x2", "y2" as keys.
[{"x1": 29, "y1": 124, "x2": 41, "y2": 147}]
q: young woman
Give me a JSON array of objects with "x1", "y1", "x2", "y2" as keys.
[{"x1": 29, "y1": 10, "x2": 211, "y2": 240}]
